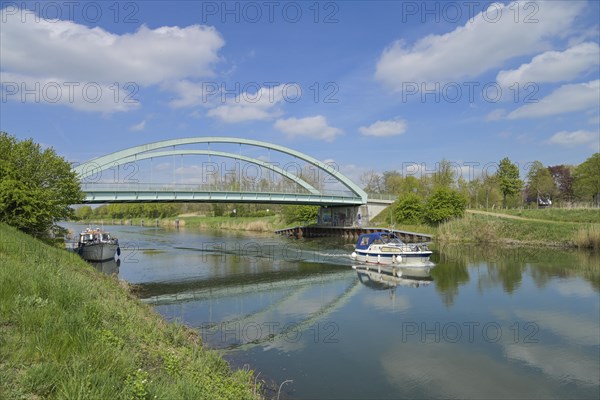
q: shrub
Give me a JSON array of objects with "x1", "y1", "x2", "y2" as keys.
[
  {"x1": 425, "y1": 188, "x2": 467, "y2": 224},
  {"x1": 393, "y1": 193, "x2": 425, "y2": 224}
]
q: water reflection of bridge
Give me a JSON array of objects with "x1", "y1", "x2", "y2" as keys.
[{"x1": 138, "y1": 267, "x2": 359, "y2": 351}]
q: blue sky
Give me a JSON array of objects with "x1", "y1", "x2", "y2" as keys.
[{"x1": 1, "y1": 0, "x2": 599, "y2": 184}]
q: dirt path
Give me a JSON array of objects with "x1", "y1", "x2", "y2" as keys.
[{"x1": 465, "y1": 209, "x2": 581, "y2": 224}]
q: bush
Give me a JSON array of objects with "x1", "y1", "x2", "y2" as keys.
[
  {"x1": 282, "y1": 205, "x2": 319, "y2": 224},
  {"x1": 393, "y1": 193, "x2": 425, "y2": 224},
  {"x1": 424, "y1": 188, "x2": 467, "y2": 224}
]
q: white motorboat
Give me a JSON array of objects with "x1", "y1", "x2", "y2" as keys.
[{"x1": 350, "y1": 232, "x2": 433, "y2": 266}]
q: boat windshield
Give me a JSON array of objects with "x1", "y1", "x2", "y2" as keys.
[{"x1": 381, "y1": 234, "x2": 403, "y2": 244}]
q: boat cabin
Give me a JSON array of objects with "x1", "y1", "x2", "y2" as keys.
[{"x1": 355, "y1": 232, "x2": 403, "y2": 250}]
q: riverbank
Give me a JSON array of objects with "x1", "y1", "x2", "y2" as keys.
[
  {"x1": 372, "y1": 207, "x2": 600, "y2": 249},
  {"x1": 0, "y1": 223, "x2": 260, "y2": 399},
  {"x1": 79, "y1": 215, "x2": 289, "y2": 232}
]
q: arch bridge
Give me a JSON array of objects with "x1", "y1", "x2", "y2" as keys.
[{"x1": 73, "y1": 137, "x2": 368, "y2": 211}]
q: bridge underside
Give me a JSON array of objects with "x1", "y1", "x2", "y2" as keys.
[{"x1": 82, "y1": 190, "x2": 364, "y2": 206}]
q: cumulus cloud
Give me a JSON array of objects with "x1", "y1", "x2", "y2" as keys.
[
  {"x1": 0, "y1": 71, "x2": 139, "y2": 113},
  {"x1": 497, "y1": 42, "x2": 600, "y2": 86},
  {"x1": 359, "y1": 118, "x2": 407, "y2": 137},
  {"x1": 130, "y1": 120, "x2": 146, "y2": 131},
  {"x1": 507, "y1": 80, "x2": 599, "y2": 119},
  {"x1": 375, "y1": 1, "x2": 585, "y2": 91},
  {"x1": 546, "y1": 130, "x2": 599, "y2": 147},
  {"x1": 206, "y1": 84, "x2": 296, "y2": 123},
  {"x1": 274, "y1": 115, "x2": 342, "y2": 142},
  {"x1": 0, "y1": 7, "x2": 224, "y2": 112}
]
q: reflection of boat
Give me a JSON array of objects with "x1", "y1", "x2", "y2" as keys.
[
  {"x1": 353, "y1": 264, "x2": 433, "y2": 289},
  {"x1": 76, "y1": 228, "x2": 120, "y2": 261},
  {"x1": 89, "y1": 258, "x2": 121, "y2": 275},
  {"x1": 350, "y1": 232, "x2": 433, "y2": 266}
]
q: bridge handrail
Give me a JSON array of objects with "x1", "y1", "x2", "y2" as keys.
[{"x1": 80, "y1": 182, "x2": 359, "y2": 198}]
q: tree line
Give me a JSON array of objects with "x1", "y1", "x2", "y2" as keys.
[
  {"x1": 362, "y1": 154, "x2": 600, "y2": 210},
  {"x1": 361, "y1": 154, "x2": 599, "y2": 226}
]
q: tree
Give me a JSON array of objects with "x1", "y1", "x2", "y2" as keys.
[
  {"x1": 360, "y1": 170, "x2": 383, "y2": 194},
  {"x1": 382, "y1": 170, "x2": 404, "y2": 194},
  {"x1": 393, "y1": 192, "x2": 425, "y2": 224},
  {"x1": 74, "y1": 205, "x2": 93, "y2": 220},
  {"x1": 432, "y1": 159, "x2": 456, "y2": 189},
  {"x1": 424, "y1": 188, "x2": 467, "y2": 224},
  {"x1": 526, "y1": 161, "x2": 556, "y2": 204},
  {"x1": 573, "y1": 153, "x2": 600, "y2": 206},
  {"x1": 496, "y1": 157, "x2": 523, "y2": 208},
  {"x1": 0, "y1": 132, "x2": 83, "y2": 237},
  {"x1": 548, "y1": 164, "x2": 574, "y2": 202}
]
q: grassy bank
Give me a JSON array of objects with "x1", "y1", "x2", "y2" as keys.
[
  {"x1": 78, "y1": 215, "x2": 289, "y2": 232},
  {"x1": 371, "y1": 206, "x2": 599, "y2": 249},
  {"x1": 0, "y1": 224, "x2": 259, "y2": 399},
  {"x1": 437, "y1": 213, "x2": 599, "y2": 248},
  {"x1": 471, "y1": 208, "x2": 600, "y2": 223},
  {"x1": 178, "y1": 215, "x2": 288, "y2": 232}
]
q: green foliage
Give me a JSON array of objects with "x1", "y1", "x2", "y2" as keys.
[
  {"x1": 526, "y1": 161, "x2": 556, "y2": 201},
  {"x1": 75, "y1": 204, "x2": 179, "y2": 220},
  {"x1": 424, "y1": 188, "x2": 467, "y2": 224},
  {"x1": 212, "y1": 203, "x2": 226, "y2": 217},
  {"x1": 573, "y1": 153, "x2": 600, "y2": 205},
  {"x1": 496, "y1": 157, "x2": 524, "y2": 208},
  {"x1": 0, "y1": 132, "x2": 83, "y2": 237},
  {"x1": 282, "y1": 205, "x2": 319, "y2": 224},
  {"x1": 393, "y1": 192, "x2": 425, "y2": 224}
]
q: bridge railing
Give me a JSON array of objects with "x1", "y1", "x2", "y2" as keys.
[{"x1": 80, "y1": 182, "x2": 359, "y2": 199}]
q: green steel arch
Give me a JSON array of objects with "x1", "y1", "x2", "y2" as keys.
[
  {"x1": 104, "y1": 149, "x2": 320, "y2": 195},
  {"x1": 73, "y1": 137, "x2": 367, "y2": 202}
]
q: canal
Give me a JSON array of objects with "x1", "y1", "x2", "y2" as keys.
[{"x1": 63, "y1": 223, "x2": 600, "y2": 399}]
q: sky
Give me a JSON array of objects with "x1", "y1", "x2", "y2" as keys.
[{"x1": 1, "y1": 0, "x2": 599, "y2": 186}]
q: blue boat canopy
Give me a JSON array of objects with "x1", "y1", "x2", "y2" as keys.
[{"x1": 355, "y1": 232, "x2": 402, "y2": 250}]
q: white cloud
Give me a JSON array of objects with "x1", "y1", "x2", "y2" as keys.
[
  {"x1": 130, "y1": 120, "x2": 146, "y2": 131},
  {"x1": 1, "y1": 7, "x2": 224, "y2": 112},
  {"x1": 497, "y1": 42, "x2": 600, "y2": 86},
  {"x1": 155, "y1": 162, "x2": 171, "y2": 171},
  {"x1": 507, "y1": 80, "x2": 599, "y2": 119},
  {"x1": 485, "y1": 109, "x2": 507, "y2": 121},
  {"x1": 274, "y1": 115, "x2": 342, "y2": 142},
  {"x1": 375, "y1": 1, "x2": 585, "y2": 91},
  {"x1": 0, "y1": 72, "x2": 139, "y2": 113},
  {"x1": 359, "y1": 118, "x2": 407, "y2": 137},
  {"x1": 206, "y1": 84, "x2": 294, "y2": 123},
  {"x1": 547, "y1": 130, "x2": 599, "y2": 147}
]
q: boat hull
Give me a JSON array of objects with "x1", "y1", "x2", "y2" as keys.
[
  {"x1": 78, "y1": 243, "x2": 119, "y2": 261},
  {"x1": 351, "y1": 250, "x2": 432, "y2": 266}
]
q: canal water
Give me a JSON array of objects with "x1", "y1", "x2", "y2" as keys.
[{"x1": 63, "y1": 223, "x2": 600, "y2": 399}]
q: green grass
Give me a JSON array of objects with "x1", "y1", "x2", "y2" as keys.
[
  {"x1": 437, "y1": 213, "x2": 600, "y2": 248},
  {"x1": 0, "y1": 223, "x2": 260, "y2": 400},
  {"x1": 372, "y1": 205, "x2": 599, "y2": 248},
  {"x1": 483, "y1": 208, "x2": 600, "y2": 223}
]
